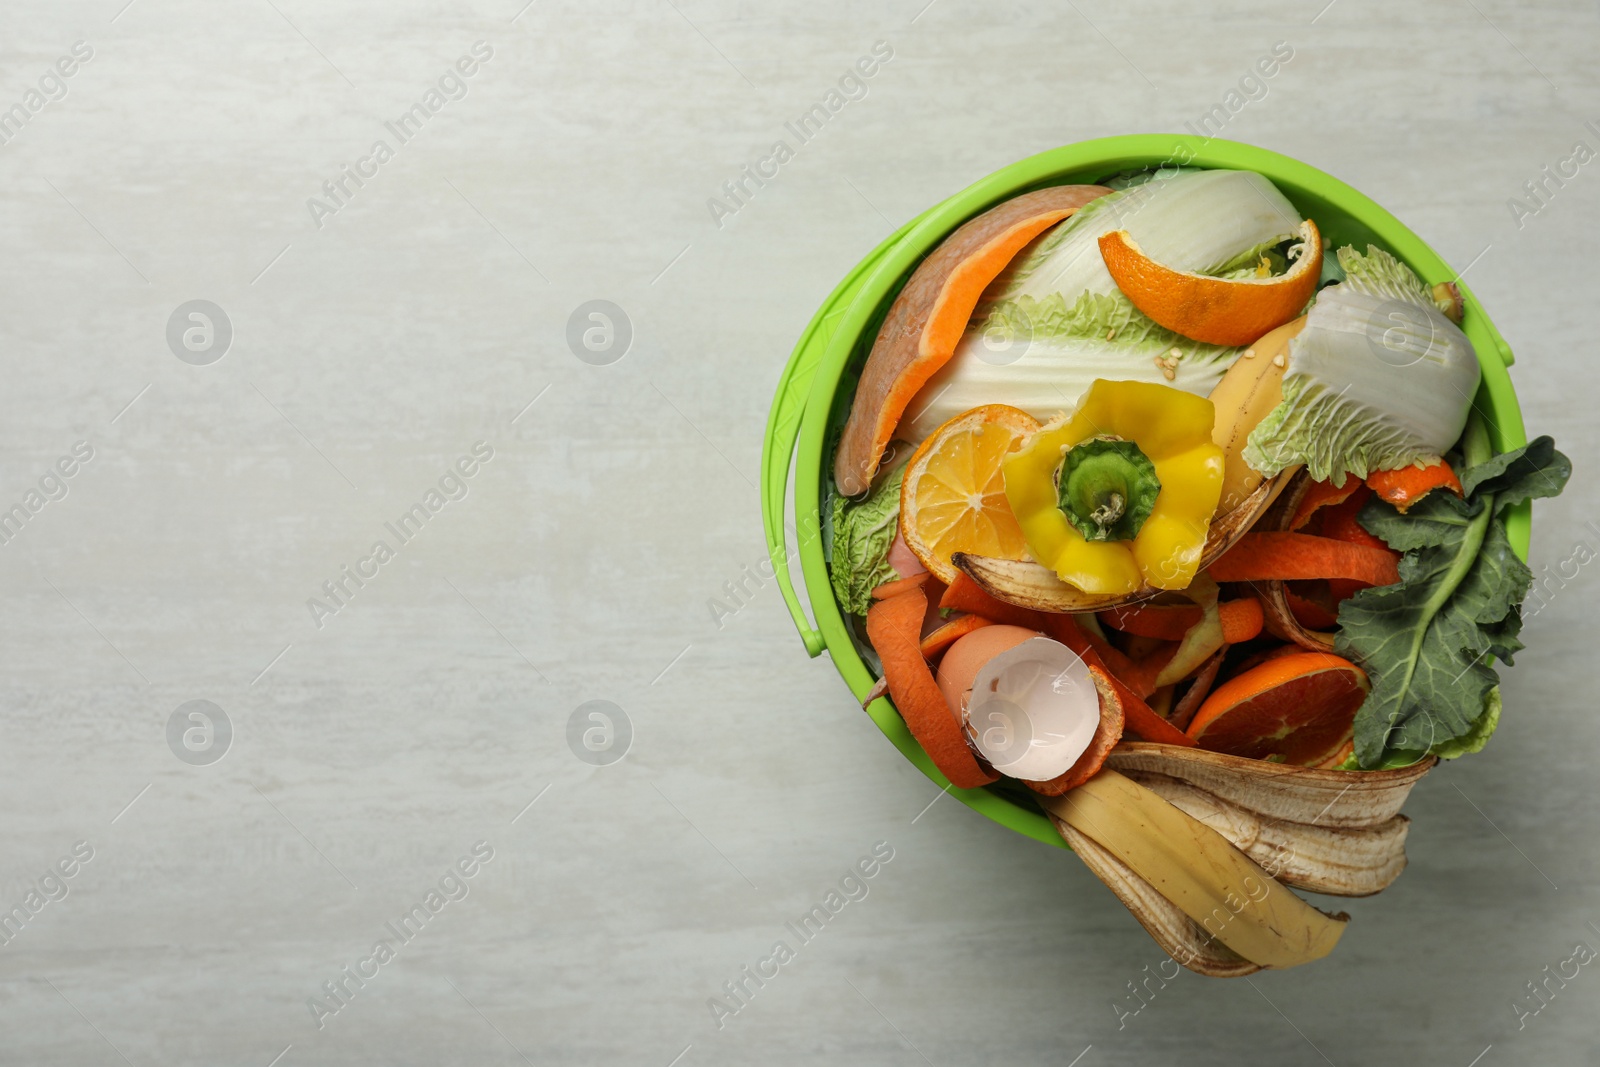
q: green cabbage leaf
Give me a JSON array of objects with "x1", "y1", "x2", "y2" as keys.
[
  {"x1": 828, "y1": 463, "x2": 904, "y2": 616},
  {"x1": 1244, "y1": 246, "x2": 1481, "y2": 487}
]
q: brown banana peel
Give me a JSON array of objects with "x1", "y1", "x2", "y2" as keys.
[
  {"x1": 1043, "y1": 747, "x2": 1435, "y2": 974},
  {"x1": 1038, "y1": 769, "x2": 1348, "y2": 972}
]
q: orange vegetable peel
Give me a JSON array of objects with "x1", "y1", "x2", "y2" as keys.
[{"x1": 1098, "y1": 219, "x2": 1323, "y2": 347}]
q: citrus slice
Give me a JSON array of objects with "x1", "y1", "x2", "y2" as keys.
[
  {"x1": 1186, "y1": 651, "x2": 1368, "y2": 766},
  {"x1": 900, "y1": 405, "x2": 1040, "y2": 584},
  {"x1": 1099, "y1": 219, "x2": 1323, "y2": 347}
]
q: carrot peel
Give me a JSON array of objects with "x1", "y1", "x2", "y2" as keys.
[
  {"x1": 1114, "y1": 674, "x2": 1195, "y2": 746},
  {"x1": 1102, "y1": 598, "x2": 1263, "y2": 644},
  {"x1": 865, "y1": 586, "x2": 997, "y2": 789},
  {"x1": 918, "y1": 614, "x2": 994, "y2": 660},
  {"x1": 940, "y1": 571, "x2": 1040, "y2": 626},
  {"x1": 871, "y1": 573, "x2": 930, "y2": 601},
  {"x1": 1209, "y1": 532, "x2": 1401, "y2": 587},
  {"x1": 1368, "y1": 459, "x2": 1462, "y2": 514}
]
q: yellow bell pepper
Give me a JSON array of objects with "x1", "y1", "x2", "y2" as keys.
[{"x1": 1002, "y1": 379, "x2": 1224, "y2": 595}]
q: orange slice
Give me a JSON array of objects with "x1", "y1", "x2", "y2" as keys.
[
  {"x1": 900, "y1": 405, "x2": 1039, "y2": 584},
  {"x1": 1099, "y1": 219, "x2": 1323, "y2": 347},
  {"x1": 1186, "y1": 651, "x2": 1367, "y2": 766}
]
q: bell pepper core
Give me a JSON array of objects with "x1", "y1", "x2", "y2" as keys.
[
  {"x1": 1003, "y1": 379, "x2": 1225, "y2": 596},
  {"x1": 1057, "y1": 437, "x2": 1161, "y2": 542}
]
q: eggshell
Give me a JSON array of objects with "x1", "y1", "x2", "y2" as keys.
[
  {"x1": 967, "y1": 637, "x2": 1098, "y2": 780},
  {"x1": 937, "y1": 624, "x2": 1040, "y2": 715}
]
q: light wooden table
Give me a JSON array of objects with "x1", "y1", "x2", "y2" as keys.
[{"x1": 0, "y1": 1, "x2": 1595, "y2": 1063}]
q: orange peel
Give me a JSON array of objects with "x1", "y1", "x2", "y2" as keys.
[{"x1": 1099, "y1": 219, "x2": 1323, "y2": 347}]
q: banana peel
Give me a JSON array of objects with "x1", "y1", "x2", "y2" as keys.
[
  {"x1": 1123, "y1": 771, "x2": 1411, "y2": 897},
  {"x1": 1039, "y1": 768, "x2": 1348, "y2": 970},
  {"x1": 1053, "y1": 816, "x2": 1263, "y2": 977},
  {"x1": 1208, "y1": 317, "x2": 1307, "y2": 514},
  {"x1": 1107, "y1": 742, "x2": 1435, "y2": 829},
  {"x1": 951, "y1": 467, "x2": 1295, "y2": 615},
  {"x1": 1042, "y1": 746, "x2": 1435, "y2": 973}
]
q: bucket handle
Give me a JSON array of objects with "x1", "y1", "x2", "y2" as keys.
[
  {"x1": 762, "y1": 212, "x2": 933, "y2": 657},
  {"x1": 761, "y1": 298, "x2": 836, "y2": 657}
]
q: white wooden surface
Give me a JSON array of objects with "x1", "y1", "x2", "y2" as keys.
[{"x1": 0, "y1": 1, "x2": 1596, "y2": 1063}]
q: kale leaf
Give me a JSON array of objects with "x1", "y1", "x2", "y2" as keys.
[{"x1": 1337, "y1": 434, "x2": 1570, "y2": 767}]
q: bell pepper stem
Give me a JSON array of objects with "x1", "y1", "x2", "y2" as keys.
[{"x1": 1058, "y1": 438, "x2": 1161, "y2": 542}]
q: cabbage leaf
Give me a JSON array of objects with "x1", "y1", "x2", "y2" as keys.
[
  {"x1": 828, "y1": 463, "x2": 904, "y2": 616},
  {"x1": 901, "y1": 170, "x2": 1303, "y2": 442},
  {"x1": 1243, "y1": 246, "x2": 1481, "y2": 487}
]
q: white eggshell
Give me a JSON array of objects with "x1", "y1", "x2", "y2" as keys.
[{"x1": 963, "y1": 636, "x2": 1098, "y2": 781}]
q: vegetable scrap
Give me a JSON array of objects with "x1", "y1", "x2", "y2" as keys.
[
  {"x1": 820, "y1": 162, "x2": 1568, "y2": 801},
  {"x1": 1002, "y1": 379, "x2": 1223, "y2": 596},
  {"x1": 834, "y1": 185, "x2": 1110, "y2": 495},
  {"x1": 1338, "y1": 424, "x2": 1569, "y2": 766}
]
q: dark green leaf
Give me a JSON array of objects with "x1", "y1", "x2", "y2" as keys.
[
  {"x1": 1459, "y1": 435, "x2": 1570, "y2": 507},
  {"x1": 1339, "y1": 437, "x2": 1570, "y2": 766}
]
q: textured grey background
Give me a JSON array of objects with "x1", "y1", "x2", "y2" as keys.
[{"x1": 0, "y1": 0, "x2": 1596, "y2": 1064}]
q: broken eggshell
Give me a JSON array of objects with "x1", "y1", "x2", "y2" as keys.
[{"x1": 936, "y1": 625, "x2": 1099, "y2": 782}]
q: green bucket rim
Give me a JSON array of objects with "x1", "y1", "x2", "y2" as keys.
[{"x1": 762, "y1": 135, "x2": 1529, "y2": 849}]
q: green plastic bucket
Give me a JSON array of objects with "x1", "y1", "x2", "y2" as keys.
[{"x1": 761, "y1": 135, "x2": 1530, "y2": 848}]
